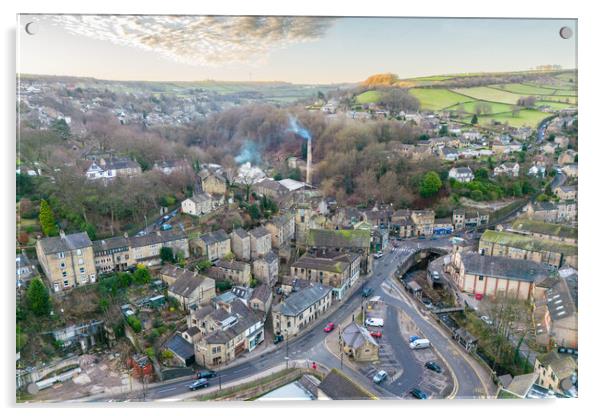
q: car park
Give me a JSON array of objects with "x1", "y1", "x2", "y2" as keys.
[
  {"x1": 188, "y1": 378, "x2": 209, "y2": 390},
  {"x1": 410, "y1": 388, "x2": 428, "y2": 399},
  {"x1": 373, "y1": 370, "x2": 388, "y2": 384},
  {"x1": 324, "y1": 322, "x2": 335, "y2": 333},
  {"x1": 365, "y1": 318, "x2": 384, "y2": 327},
  {"x1": 425, "y1": 361, "x2": 442, "y2": 373}
]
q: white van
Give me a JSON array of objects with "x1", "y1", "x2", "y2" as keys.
[
  {"x1": 365, "y1": 318, "x2": 384, "y2": 327},
  {"x1": 409, "y1": 338, "x2": 431, "y2": 349}
]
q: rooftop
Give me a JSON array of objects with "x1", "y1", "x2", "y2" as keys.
[
  {"x1": 306, "y1": 229, "x2": 370, "y2": 249},
  {"x1": 480, "y1": 230, "x2": 578, "y2": 256},
  {"x1": 462, "y1": 252, "x2": 554, "y2": 283},
  {"x1": 272, "y1": 284, "x2": 332, "y2": 316},
  {"x1": 38, "y1": 231, "x2": 92, "y2": 254},
  {"x1": 318, "y1": 368, "x2": 375, "y2": 400},
  {"x1": 198, "y1": 229, "x2": 230, "y2": 246},
  {"x1": 511, "y1": 219, "x2": 577, "y2": 240}
]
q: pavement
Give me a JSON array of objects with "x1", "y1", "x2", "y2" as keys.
[{"x1": 77, "y1": 239, "x2": 496, "y2": 402}]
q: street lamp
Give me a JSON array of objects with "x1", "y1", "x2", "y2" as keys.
[{"x1": 284, "y1": 329, "x2": 289, "y2": 369}]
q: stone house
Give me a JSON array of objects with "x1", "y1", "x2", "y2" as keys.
[
  {"x1": 249, "y1": 226, "x2": 272, "y2": 259},
  {"x1": 200, "y1": 169, "x2": 227, "y2": 195},
  {"x1": 248, "y1": 283, "x2": 273, "y2": 316},
  {"x1": 411, "y1": 210, "x2": 435, "y2": 236},
  {"x1": 272, "y1": 284, "x2": 332, "y2": 337},
  {"x1": 230, "y1": 228, "x2": 251, "y2": 261},
  {"x1": 265, "y1": 213, "x2": 295, "y2": 249},
  {"x1": 252, "y1": 250, "x2": 279, "y2": 287},
  {"x1": 181, "y1": 192, "x2": 223, "y2": 217},
  {"x1": 534, "y1": 351, "x2": 577, "y2": 393},
  {"x1": 92, "y1": 235, "x2": 133, "y2": 274},
  {"x1": 210, "y1": 259, "x2": 252, "y2": 286},
  {"x1": 191, "y1": 229, "x2": 231, "y2": 261},
  {"x1": 554, "y1": 185, "x2": 577, "y2": 201},
  {"x1": 129, "y1": 229, "x2": 190, "y2": 267},
  {"x1": 167, "y1": 271, "x2": 215, "y2": 310},
  {"x1": 341, "y1": 323, "x2": 379, "y2": 362},
  {"x1": 36, "y1": 230, "x2": 97, "y2": 292},
  {"x1": 449, "y1": 166, "x2": 474, "y2": 183}
]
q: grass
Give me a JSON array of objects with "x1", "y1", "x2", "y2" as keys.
[
  {"x1": 355, "y1": 90, "x2": 382, "y2": 104},
  {"x1": 409, "y1": 88, "x2": 473, "y2": 111},
  {"x1": 535, "y1": 101, "x2": 576, "y2": 111},
  {"x1": 447, "y1": 100, "x2": 514, "y2": 115},
  {"x1": 452, "y1": 86, "x2": 524, "y2": 105},
  {"x1": 463, "y1": 109, "x2": 549, "y2": 129},
  {"x1": 540, "y1": 95, "x2": 577, "y2": 104},
  {"x1": 480, "y1": 229, "x2": 578, "y2": 256},
  {"x1": 493, "y1": 83, "x2": 557, "y2": 96}
]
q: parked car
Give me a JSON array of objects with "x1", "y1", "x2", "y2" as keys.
[
  {"x1": 370, "y1": 330, "x2": 382, "y2": 338},
  {"x1": 409, "y1": 339, "x2": 431, "y2": 349},
  {"x1": 273, "y1": 334, "x2": 284, "y2": 344},
  {"x1": 410, "y1": 388, "x2": 428, "y2": 399},
  {"x1": 188, "y1": 378, "x2": 209, "y2": 390},
  {"x1": 160, "y1": 223, "x2": 173, "y2": 231},
  {"x1": 480, "y1": 315, "x2": 494, "y2": 326},
  {"x1": 373, "y1": 252, "x2": 383, "y2": 259},
  {"x1": 324, "y1": 322, "x2": 335, "y2": 333},
  {"x1": 373, "y1": 370, "x2": 388, "y2": 384},
  {"x1": 430, "y1": 271, "x2": 440, "y2": 281},
  {"x1": 409, "y1": 335, "x2": 421, "y2": 343},
  {"x1": 365, "y1": 318, "x2": 384, "y2": 327},
  {"x1": 362, "y1": 287, "x2": 374, "y2": 298},
  {"x1": 425, "y1": 361, "x2": 442, "y2": 373},
  {"x1": 197, "y1": 370, "x2": 216, "y2": 379}
]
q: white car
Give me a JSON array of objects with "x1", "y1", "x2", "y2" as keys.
[
  {"x1": 365, "y1": 318, "x2": 384, "y2": 327},
  {"x1": 480, "y1": 315, "x2": 494, "y2": 326}
]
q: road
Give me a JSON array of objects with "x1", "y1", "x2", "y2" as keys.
[{"x1": 90, "y1": 238, "x2": 493, "y2": 401}]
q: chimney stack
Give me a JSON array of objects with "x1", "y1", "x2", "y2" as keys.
[{"x1": 306, "y1": 138, "x2": 312, "y2": 185}]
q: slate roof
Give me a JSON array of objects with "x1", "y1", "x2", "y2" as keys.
[
  {"x1": 165, "y1": 334, "x2": 194, "y2": 361},
  {"x1": 511, "y1": 219, "x2": 577, "y2": 240},
  {"x1": 129, "y1": 229, "x2": 187, "y2": 248},
  {"x1": 341, "y1": 323, "x2": 378, "y2": 349},
  {"x1": 168, "y1": 274, "x2": 206, "y2": 298},
  {"x1": 92, "y1": 236, "x2": 129, "y2": 253},
  {"x1": 545, "y1": 277, "x2": 577, "y2": 321},
  {"x1": 250, "y1": 284, "x2": 272, "y2": 304},
  {"x1": 199, "y1": 229, "x2": 229, "y2": 246},
  {"x1": 504, "y1": 373, "x2": 539, "y2": 398},
  {"x1": 461, "y1": 253, "x2": 553, "y2": 283},
  {"x1": 480, "y1": 230, "x2": 578, "y2": 256},
  {"x1": 103, "y1": 157, "x2": 140, "y2": 171},
  {"x1": 451, "y1": 166, "x2": 473, "y2": 175},
  {"x1": 306, "y1": 229, "x2": 370, "y2": 249},
  {"x1": 318, "y1": 368, "x2": 374, "y2": 400},
  {"x1": 249, "y1": 226, "x2": 271, "y2": 239},
  {"x1": 38, "y1": 232, "x2": 92, "y2": 254},
  {"x1": 292, "y1": 253, "x2": 355, "y2": 274},
  {"x1": 231, "y1": 228, "x2": 249, "y2": 239},
  {"x1": 537, "y1": 351, "x2": 577, "y2": 380},
  {"x1": 160, "y1": 264, "x2": 197, "y2": 283},
  {"x1": 272, "y1": 284, "x2": 332, "y2": 316},
  {"x1": 189, "y1": 192, "x2": 212, "y2": 204},
  {"x1": 214, "y1": 259, "x2": 249, "y2": 272},
  {"x1": 204, "y1": 299, "x2": 261, "y2": 344}
]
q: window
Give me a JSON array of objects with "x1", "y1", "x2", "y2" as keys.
[
  {"x1": 478, "y1": 276, "x2": 484, "y2": 281},
  {"x1": 58, "y1": 252, "x2": 65, "y2": 259},
  {"x1": 60, "y1": 262, "x2": 66, "y2": 269},
  {"x1": 80, "y1": 267, "x2": 85, "y2": 274},
  {"x1": 62, "y1": 271, "x2": 67, "y2": 277},
  {"x1": 76, "y1": 249, "x2": 82, "y2": 256},
  {"x1": 53, "y1": 283, "x2": 59, "y2": 292},
  {"x1": 63, "y1": 280, "x2": 69, "y2": 288},
  {"x1": 78, "y1": 258, "x2": 84, "y2": 265}
]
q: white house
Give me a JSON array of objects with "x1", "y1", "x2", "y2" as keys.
[
  {"x1": 493, "y1": 163, "x2": 520, "y2": 177},
  {"x1": 181, "y1": 192, "x2": 223, "y2": 217},
  {"x1": 449, "y1": 167, "x2": 474, "y2": 183}
]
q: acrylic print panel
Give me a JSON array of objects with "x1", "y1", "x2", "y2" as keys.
[{"x1": 16, "y1": 15, "x2": 577, "y2": 403}]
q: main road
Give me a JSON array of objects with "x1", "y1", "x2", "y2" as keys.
[{"x1": 92, "y1": 238, "x2": 493, "y2": 402}]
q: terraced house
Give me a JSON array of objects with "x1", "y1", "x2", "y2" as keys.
[
  {"x1": 36, "y1": 230, "x2": 97, "y2": 292},
  {"x1": 306, "y1": 228, "x2": 372, "y2": 275},
  {"x1": 478, "y1": 230, "x2": 577, "y2": 268},
  {"x1": 510, "y1": 219, "x2": 577, "y2": 244},
  {"x1": 92, "y1": 235, "x2": 133, "y2": 273},
  {"x1": 265, "y1": 212, "x2": 295, "y2": 249},
  {"x1": 272, "y1": 284, "x2": 333, "y2": 337},
  {"x1": 191, "y1": 229, "x2": 231, "y2": 261},
  {"x1": 291, "y1": 251, "x2": 361, "y2": 299},
  {"x1": 129, "y1": 229, "x2": 190, "y2": 266}
]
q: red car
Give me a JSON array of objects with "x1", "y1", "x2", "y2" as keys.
[
  {"x1": 370, "y1": 331, "x2": 383, "y2": 338},
  {"x1": 324, "y1": 322, "x2": 335, "y2": 333}
]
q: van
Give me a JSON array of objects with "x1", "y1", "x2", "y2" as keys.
[
  {"x1": 409, "y1": 338, "x2": 431, "y2": 349},
  {"x1": 365, "y1": 318, "x2": 384, "y2": 327}
]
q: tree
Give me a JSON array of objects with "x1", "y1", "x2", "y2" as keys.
[
  {"x1": 39, "y1": 199, "x2": 59, "y2": 237},
  {"x1": 419, "y1": 171, "x2": 443, "y2": 198},
  {"x1": 470, "y1": 114, "x2": 478, "y2": 125},
  {"x1": 27, "y1": 278, "x2": 51, "y2": 316},
  {"x1": 127, "y1": 315, "x2": 142, "y2": 333},
  {"x1": 196, "y1": 259, "x2": 213, "y2": 272},
  {"x1": 51, "y1": 118, "x2": 71, "y2": 140},
  {"x1": 133, "y1": 265, "x2": 151, "y2": 285},
  {"x1": 160, "y1": 247, "x2": 175, "y2": 263}
]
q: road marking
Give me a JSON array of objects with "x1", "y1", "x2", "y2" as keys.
[{"x1": 157, "y1": 387, "x2": 177, "y2": 394}]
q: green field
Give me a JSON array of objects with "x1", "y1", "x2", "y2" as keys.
[
  {"x1": 463, "y1": 109, "x2": 549, "y2": 129},
  {"x1": 540, "y1": 95, "x2": 578, "y2": 104},
  {"x1": 447, "y1": 100, "x2": 514, "y2": 115},
  {"x1": 452, "y1": 87, "x2": 525, "y2": 105},
  {"x1": 493, "y1": 83, "x2": 557, "y2": 96},
  {"x1": 409, "y1": 88, "x2": 473, "y2": 110},
  {"x1": 551, "y1": 89, "x2": 578, "y2": 97},
  {"x1": 535, "y1": 101, "x2": 576, "y2": 110},
  {"x1": 355, "y1": 90, "x2": 382, "y2": 104}
]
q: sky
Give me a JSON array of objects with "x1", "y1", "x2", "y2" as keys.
[{"x1": 17, "y1": 15, "x2": 577, "y2": 84}]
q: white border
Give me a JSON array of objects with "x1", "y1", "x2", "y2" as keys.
[{"x1": 2, "y1": 1, "x2": 599, "y2": 416}]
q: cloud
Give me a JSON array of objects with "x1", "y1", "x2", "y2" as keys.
[{"x1": 46, "y1": 15, "x2": 335, "y2": 66}]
